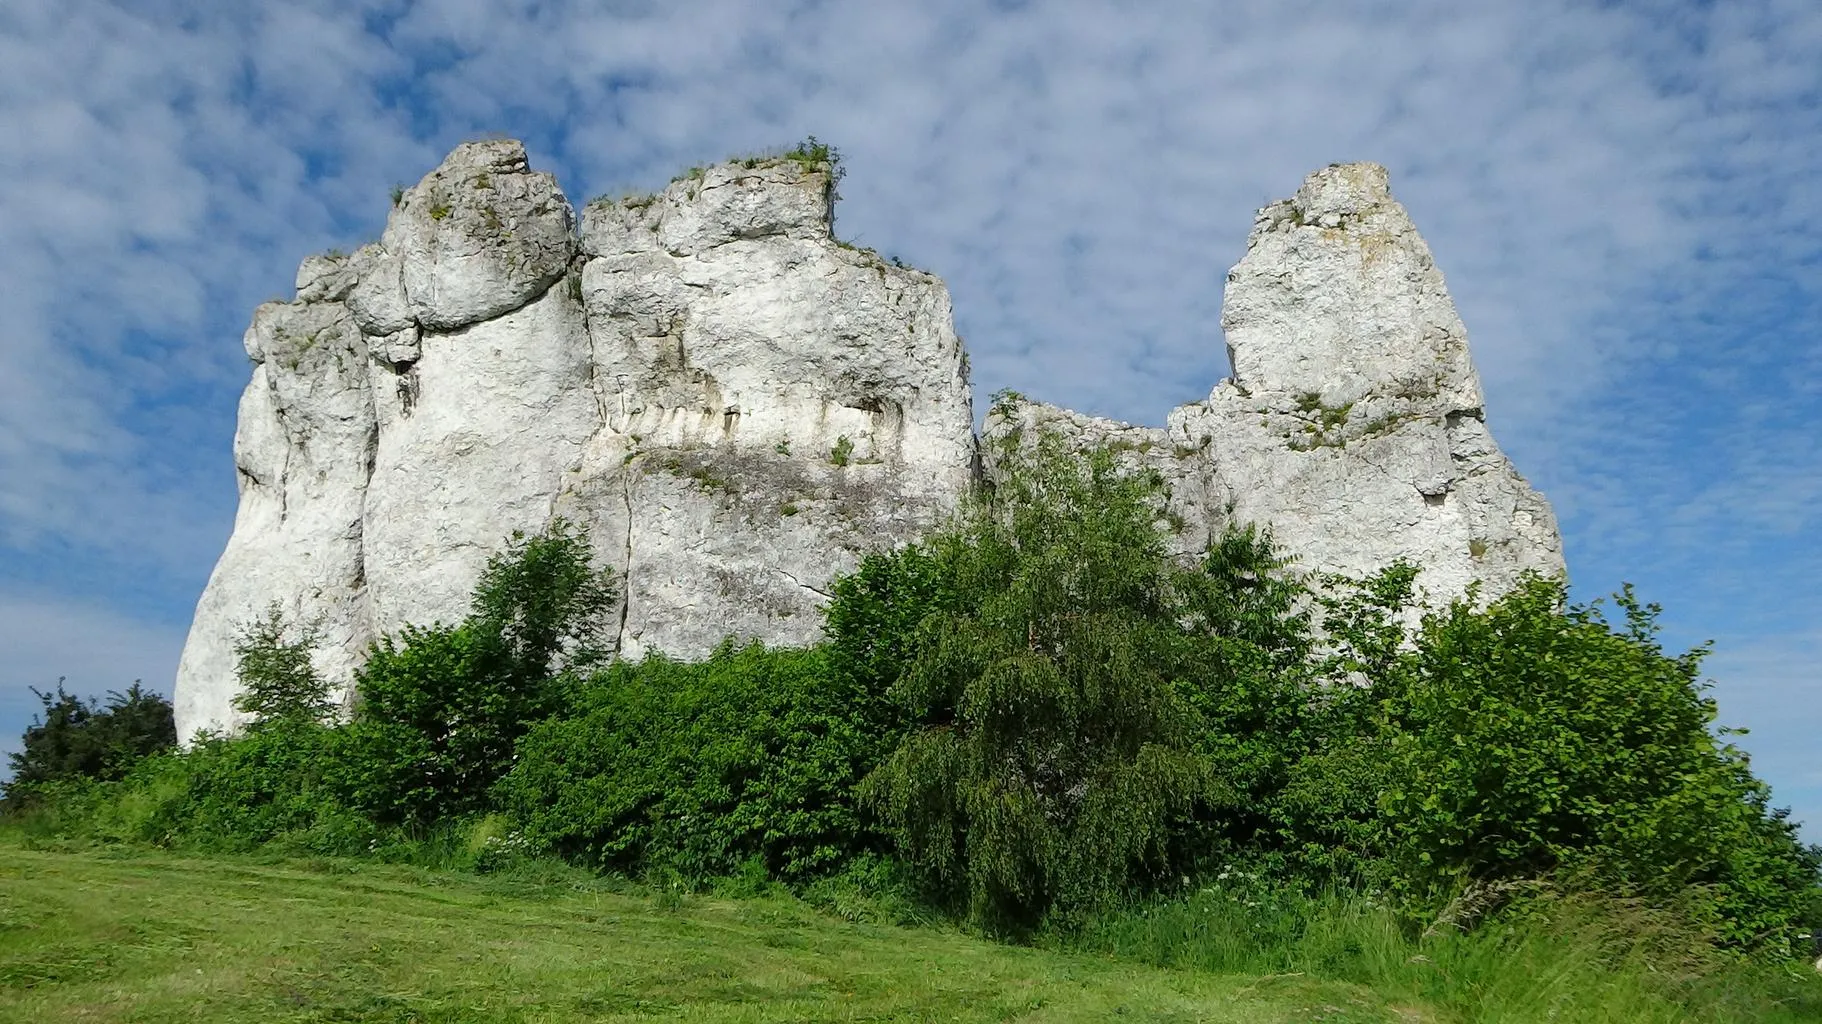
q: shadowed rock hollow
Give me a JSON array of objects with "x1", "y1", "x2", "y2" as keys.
[{"x1": 173, "y1": 142, "x2": 1562, "y2": 740}]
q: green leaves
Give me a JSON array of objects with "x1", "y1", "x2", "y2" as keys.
[
  {"x1": 3, "y1": 682, "x2": 175, "y2": 802},
  {"x1": 855, "y1": 435, "x2": 1309, "y2": 932},
  {"x1": 14, "y1": 447, "x2": 1812, "y2": 960},
  {"x1": 1361, "y1": 574, "x2": 1819, "y2": 948},
  {"x1": 350, "y1": 518, "x2": 617, "y2": 827},
  {"x1": 468, "y1": 518, "x2": 619, "y2": 678},
  {"x1": 231, "y1": 602, "x2": 334, "y2": 727},
  {"x1": 496, "y1": 643, "x2": 883, "y2": 881}
]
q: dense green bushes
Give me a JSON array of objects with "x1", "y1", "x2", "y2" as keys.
[
  {"x1": 2, "y1": 682, "x2": 175, "y2": 805},
  {"x1": 1378, "y1": 578, "x2": 1821, "y2": 947},
  {"x1": 498, "y1": 642, "x2": 885, "y2": 880},
  {"x1": 859, "y1": 440, "x2": 1304, "y2": 931},
  {"x1": 83, "y1": 725, "x2": 374, "y2": 853},
  {"x1": 6, "y1": 436, "x2": 1816, "y2": 972},
  {"x1": 344, "y1": 521, "x2": 616, "y2": 827}
]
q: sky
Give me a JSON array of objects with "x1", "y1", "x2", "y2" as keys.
[{"x1": 1, "y1": 1, "x2": 1818, "y2": 834}]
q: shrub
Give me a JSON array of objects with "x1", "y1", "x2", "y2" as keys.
[
  {"x1": 3, "y1": 682, "x2": 175, "y2": 804},
  {"x1": 1260, "y1": 563, "x2": 1424, "y2": 883},
  {"x1": 858, "y1": 435, "x2": 1304, "y2": 932},
  {"x1": 55, "y1": 721, "x2": 375, "y2": 855},
  {"x1": 343, "y1": 623, "x2": 510, "y2": 826},
  {"x1": 467, "y1": 518, "x2": 618, "y2": 676},
  {"x1": 496, "y1": 642, "x2": 883, "y2": 881},
  {"x1": 350, "y1": 520, "x2": 617, "y2": 827},
  {"x1": 1379, "y1": 577, "x2": 1821, "y2": 949},
  {"x1": 231, "y1": 602, "x2": 335, "y2": 727},
  {"x1": 784, "y1": 135, "x2": 845, "y2": 209},
  {"x1": 823, "y1": 540, "x2": 954, "y2": 725}
]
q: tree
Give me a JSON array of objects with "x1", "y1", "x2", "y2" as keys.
[
  {"x1": 3, "y1": 681, "x2": 175, "y2": 802},
  {"x1": 1381, "y1": 577, "x2": 1822, "y2": 947},
  {"x1": 349, "y1": 519, "x2": 618, "y2": 826},
  {"x1": 467, "y1": 518, "x2": 619, "y2": 678},
  {"x1": 231, "y1": 602, "x2": 334, "y2": 727},
  {"x1": 857, "y1": 435, "x2": 1307, "y2": 931}
]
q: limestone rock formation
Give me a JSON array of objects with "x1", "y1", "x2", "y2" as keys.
[
  {"x1": 985, "y1": 162, "x2": 1564, "y2": 601},
  {"x1": 173, "y1": 146, "x2": 1560, "y2": 741},
  {"x1": 174, "y1": 142, "x2": 974, "y2": 738}
]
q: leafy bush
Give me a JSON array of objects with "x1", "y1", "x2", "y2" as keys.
[
  {"x1": 349, "y1": 520, "x2": 615, "y2": 827},
  {"x1": 30, "y1": 720, "x2": 374, "y2": 855},
  {"x1": 858, "y1": 436, "x2": 1305, "y2": 932},
  {"x1": 1261, "y1": 563, "x2": 1423, "y2": 883},
  {"x1": 231, "y1": 602, "x2": 335, "y2": 727},
  {"x1": 466, "y1": 518, "x2": 618, "y2": 675},
  {"x1": 8, "y1": 444, "x2": 1809, "y2": 967},
  {"x1": 1378, "y1": 577, "x2": 1821, "y2": 948},
  {"x1": 341, "y1": 623, "x2": 510, "y2": 826},
  {"x1": 497, "y1": 642, "x2": 884, "y2": 881},
  {"x1": 3, "y1": 682, "x2": 175, "y2": 803},
  {"x1": 823, "y1": 541, "x2": 954, "y2": 726}
]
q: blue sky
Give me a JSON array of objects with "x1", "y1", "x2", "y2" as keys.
[{"x1": 2, "y1": 1, "x2": 1818, "y2": 835}]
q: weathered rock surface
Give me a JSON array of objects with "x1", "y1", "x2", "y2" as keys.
[
  {"x1": 174, "y1": 147, "x2": 1561, "y2": 741},
  {"x1": 985, "y1": 162, "x2": 1564, "y2": 603},
  {"x1": 175, "y1": 144, "x2": 974, "y2": 738}
]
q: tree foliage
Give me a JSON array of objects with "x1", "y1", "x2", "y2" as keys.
[
  {"x1": 348, "y1": 519, "x2": 617, "y2": 826},
  {"x1": 231, "y1": 602, "x2": 334, "y2": 727},
  {"x1": 3, "y1": 682, "x2": 175, "y2": 802},
  {"x1": 856, "y1": 437, "x2": 1307, "y2": 931},
  {"x1": 1380, "y1": 577, "x2": 1821, "y2": 946},
  {"x1": 466, "y1": 518, "x2": 619, "y2": 678},
  {"x1": 498, "y1": 642, "x2": 882, "y2": 881}
]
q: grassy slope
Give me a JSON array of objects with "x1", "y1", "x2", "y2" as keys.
[{"x1": 0, "y1": 843, "x2": 1416, "y2": 1024}]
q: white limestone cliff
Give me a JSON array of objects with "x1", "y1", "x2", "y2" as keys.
[
  {"x1": 174, "y1": 142, "x2": 974, "y2": 737},
  {"x1": 984, "y1": 162, "x2": 1564, "y2": 602},
  {"x1": 173, "y1": 147, "x2": 1560, "y2": 741}
]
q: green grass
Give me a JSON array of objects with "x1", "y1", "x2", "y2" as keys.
[
  {"x1": 1067, "y1": 885, "x2": 1822, "y2": 1024},
  {"x1": 0, "y1": 841, "x2": 1413, "y2": 1023},
  {"x1": 3, "y1": 837, "x2": 1817, "y2": 1023}
]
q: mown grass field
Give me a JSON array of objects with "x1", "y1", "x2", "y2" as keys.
[{"x1": 0, "y1": 841, "x2": 1418, "y2": 1023}]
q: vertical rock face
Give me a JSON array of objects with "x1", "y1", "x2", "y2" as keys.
[
  {"x1": 174, "y1": 143, "x2": 975, "y2": 738},
  {"x1": 985, "y1": 163, "x2": 1564, "y2": 601},
  {"x1": 174, "y1": 148, "x2": 1561, "y2": 741},
  {"x1": 174, "y1": 262, "x2": 376, "y2": 735},
  {"x1": 572, "y1": 160, "x2": 974, "y2": 659}
]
